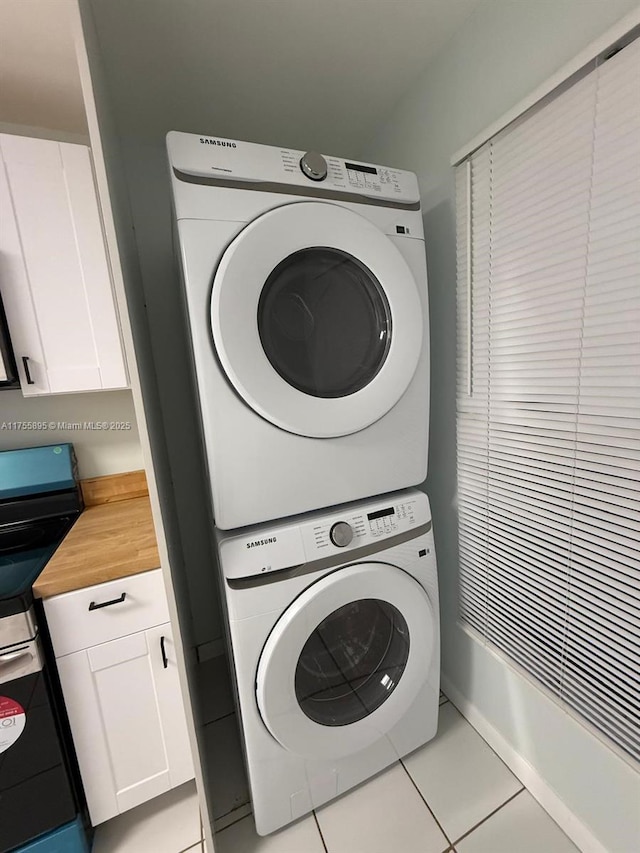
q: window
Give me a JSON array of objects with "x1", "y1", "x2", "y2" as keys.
[{"x1": 456, "y1": 37, "x2": 639, "y2": 763}]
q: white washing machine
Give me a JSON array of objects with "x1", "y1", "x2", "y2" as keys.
[
  {"x1": 167, "y1": 131, "x2": 430, "y2": 530},
  {"x1": 215, "y1": 488, "x2": 439, "y2": 835}
]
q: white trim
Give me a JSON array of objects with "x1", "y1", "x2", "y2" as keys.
[
  {"x1": 441, "y1": 674, "x2": 609, "y2": 853},
  {"x1": 465, "y1": 159, "x2": 472, "y2": 397},
  {"x1": 456, "y1": 621, "x2": 637, "y2": 772},
  {"x1": 451, "y1": 7, "x2": 640, "y2": 165}
]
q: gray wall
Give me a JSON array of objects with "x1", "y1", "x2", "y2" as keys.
[{"x1": 357, "y1": 2, "x2": 640, "y2": 851}]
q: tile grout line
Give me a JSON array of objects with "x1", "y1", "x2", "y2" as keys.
[
  {"x1": 213, "y1": 806, "x2": 254, "y2": 835},
  {"x1": 203, "y1": 709, "x2": 236, "y2": 726},
  {"x1": 452, "y1": 785, "x2": 526, "y2": 847},
  {"x1": 176, "y1": 841, "x2": 203, "y2": 853},
  {"x1": 399, "y1": 757, "x2": 453, "y2": 850},
  {"x1": 444, "y1": 696, "x2": 525, "y2": 787},
  {"x1": 312, "y1": 809, "x2": 329, "y2": 853}
]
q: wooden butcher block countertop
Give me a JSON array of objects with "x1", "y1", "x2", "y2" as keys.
[{"x1": 33, "y1": 470, "x2": 160, "y2": 599}]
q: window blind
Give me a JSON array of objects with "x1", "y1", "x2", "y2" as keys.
[{"x1": 456, "y1": 36, "x2": 640, "y2": 763}]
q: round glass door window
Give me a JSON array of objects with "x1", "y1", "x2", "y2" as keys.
[
  {"x1": 294, "y1": 598, "x2": 409, "y2": 726},
  {"x1": 258, "y1": 248, "x2": 392, "y2": 398}
]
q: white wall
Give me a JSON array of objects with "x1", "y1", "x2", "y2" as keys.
[
  {"x1": 0, "y1": 389, "x2": 143, "y2": 477},
  {"x1": 358, "y1": 2, "x2": 640, "y2": 851},
  {"x1": 0, "y1": 0, "x2": 88, "y2": 135}
]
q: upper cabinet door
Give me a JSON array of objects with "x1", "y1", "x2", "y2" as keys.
[
  {"x1": 0, "y1": 141, "x2": 49, "y2": 394},
  {"x1": 0, "y1": 134, "x2": 128, "y2": 395}
]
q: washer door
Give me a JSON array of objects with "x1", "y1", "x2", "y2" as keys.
[
  {"x1": 256, "y1": 562, "x2": 435, "y2": 760},
  {"x1": 211, "y1": 202, "x2": 423, "y2": 437}
]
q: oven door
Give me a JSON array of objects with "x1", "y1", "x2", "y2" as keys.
[{"x1": 0, "y1": 636, "x2": 77, "y2": 852}]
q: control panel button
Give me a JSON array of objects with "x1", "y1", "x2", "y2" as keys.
[
  {"x1": 330, "y1": 521, "x2": 354, "y2": 548},
  {"x1": 300, "y1": 151, "x2": 328, "y2": 182}
]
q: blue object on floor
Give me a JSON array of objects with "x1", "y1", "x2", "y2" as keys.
[{"x1": 14, "y1": 817, "x2": 90, "y2": 853}]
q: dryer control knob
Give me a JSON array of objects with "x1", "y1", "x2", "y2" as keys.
[
  {"x1": 330, "y1": 521, "x2": 353, "y2": 548},
  {"x1": 300, "y1": 151, "x2": 328, "y2": 182}
]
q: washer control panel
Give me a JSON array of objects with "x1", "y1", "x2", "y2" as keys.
[
  {"x1": 216, "y1": 489, "x2": 429, "y2": 579},
  {"x1": 302, "y1": 494, "x2": 421, "y2": 558},
  {"x1": 366, "y1": 500, "x2": 416, "y2": 537}
]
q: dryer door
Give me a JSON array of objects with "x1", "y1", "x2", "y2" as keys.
[
  {"x1": 211, "y1": 202, "x2": 423, "y2": 438},
  {"x1": 256, "y1": 562, "x2": 435, "y2": 760}
]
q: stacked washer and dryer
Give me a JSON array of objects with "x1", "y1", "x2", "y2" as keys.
[{"x1": 167, "y1": 132, "x2": 440, "y2": 836}]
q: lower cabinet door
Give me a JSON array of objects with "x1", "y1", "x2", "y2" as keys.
[{"x1": 56, "y1": 623, "x2": 193, "y2": 825}]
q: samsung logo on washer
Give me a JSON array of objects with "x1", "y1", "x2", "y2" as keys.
[
  {"x1": 246, "y1": 536, "x2": 277, "y2": 549},
  {"x1": 200, "y1": 138, "x2": 237, "y2": 147}
]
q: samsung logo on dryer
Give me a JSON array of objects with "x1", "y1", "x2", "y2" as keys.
[
  {"x1": 200, "y1": 137, "x2": 237, "y2": 148},
  {"x1": 246, "y1": 536, "x2": 277, "y2": 549}
]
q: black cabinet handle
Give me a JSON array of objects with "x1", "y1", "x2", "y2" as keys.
[
  {"x1": 22, "y1": 356, "x2": 35, "y2": 385},
  {"x1": 160, "y1": 635, "x2": 168, "y2": 669},
  {"x1": 88, "y1": 592, "x2": 126, "y2": 611}
]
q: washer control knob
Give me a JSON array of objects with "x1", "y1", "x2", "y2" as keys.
[
  {"x1": 300, "y1": 151, "x2": 328, "y2": 182},
  {"x1": 330, "y1": 521, "x2": 353, "y2": 548}
]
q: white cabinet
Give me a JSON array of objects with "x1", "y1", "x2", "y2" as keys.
[
  {"x1": 0, "y1": 134, "x2": 127, "y2": 395},
  {"x1": 44, "y1": 571, "x2": 193, "y2": 826}
]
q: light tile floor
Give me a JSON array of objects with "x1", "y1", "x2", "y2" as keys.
[
  {"x1": 92, "y1": 781, "x2": 203, "y2": 853},
  {"x1": 93, "y1": 695, "x2": 580, "y2": 853}
]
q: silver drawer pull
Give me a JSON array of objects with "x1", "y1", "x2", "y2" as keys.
[
  {"x1": 88, "y1": 592, "x2": 127, "y2": 611},
  {"x1": 0, "y1": 648, "x2": 31, "y2": 665}
]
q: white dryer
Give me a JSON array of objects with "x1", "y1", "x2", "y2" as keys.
[
  {"x1": 215, "y1": 489, "x2": 439, "y2": 835},
  {"x1": 167, "y1": 132, "x2": 430, "y2": 530}
]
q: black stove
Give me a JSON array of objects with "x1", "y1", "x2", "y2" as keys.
[{"x1": 0, "y1": 444, "x2": 88, "y2": 853}]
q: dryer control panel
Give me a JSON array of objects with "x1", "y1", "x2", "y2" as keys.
[
  {"x1": 167, "y1": 131, "x2": 420, "y2": 206},
  {"x1": 217, "y1": 489, "x2": 429, "y2": 580}
]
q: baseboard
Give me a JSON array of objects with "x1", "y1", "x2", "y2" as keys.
[{"x1": 441, "y1": 675, "x2": 608, "y2": 853}]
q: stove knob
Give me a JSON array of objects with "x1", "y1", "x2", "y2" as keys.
[
  {"x1": 300, "y1": 151, "x2": 328, "y2": 182},
  {"x1": 330, "y1": 521, "x2": 353, "y2": 548}
]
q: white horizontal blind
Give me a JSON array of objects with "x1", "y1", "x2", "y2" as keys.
[{"x1": 456, "y1": 37, "x2": 640, "y2": 763}]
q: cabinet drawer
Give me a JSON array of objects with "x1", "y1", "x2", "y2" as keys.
[{"x1": 44, "y1": 569, "x2": 169, "y2": 658}]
